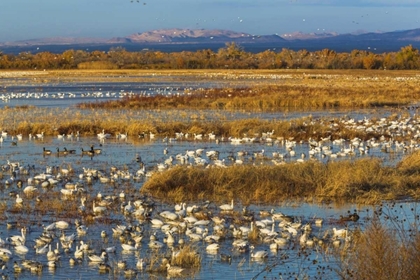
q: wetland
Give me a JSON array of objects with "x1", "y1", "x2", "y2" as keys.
[{"x1": 0, "y1": 69, "x2": 419, "y2": 279}]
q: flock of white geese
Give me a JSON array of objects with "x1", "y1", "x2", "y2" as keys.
[
  {"x1": 0, "y1": 147, "x2": 357, "y2": 279},
  {"x1": 0, "y1": 87, "x2": 187, "y2": 103},
  {"x1": 0, "y1": 112, "x2": 417, "y2": 278}
]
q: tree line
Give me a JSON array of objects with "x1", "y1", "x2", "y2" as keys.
[{"x1": 0, "y1": 43, "x2": 419, "y2": 70}]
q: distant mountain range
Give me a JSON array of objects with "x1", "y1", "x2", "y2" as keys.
[{"x1": 1, "y1": 28, "x2": 420, "y2": 54}]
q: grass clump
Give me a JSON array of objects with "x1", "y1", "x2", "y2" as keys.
[
  {"x1": 339, "y1": 207, "x2": 420, "y2": 280},
  {"x1": 141, "y1": 156, "x2": 419, "y2": 204},
  {"x1": 171, "y1": 244, "x2": 201, "y2": 268}
]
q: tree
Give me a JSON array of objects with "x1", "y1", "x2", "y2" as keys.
[{"x1": 396, "y1": 45, "x2": 420, "y2": 69}]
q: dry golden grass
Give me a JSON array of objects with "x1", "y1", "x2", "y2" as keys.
[
  {"x1": 141, "y1": 155, "x2": 420, "y2": 204},
  {"x1": 340, "y1": 213, "x2": 420, "y2": 280},
  {"x1": 61, "y1": 69, "x2": 420, "y2": 111},
  {"x1": 170, "y1": 244, "x2": 201, "y2": 268}
]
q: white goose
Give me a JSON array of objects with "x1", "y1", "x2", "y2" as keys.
[
  {"x1": 219, "y1": 199, "x2": 234, "y2": 211},
  {"x1": 332, "y1": 227, "x2": 348, "y2": 238},
  {"x1": 166, "y1": 264, "x2": 185, "y2": 275},
  {"x1": 23, "y1": 185, "x2": 38, "y2": 195},
  {"x1": 74, "y1": 245, "x2": 84, "y2": 258},
  {"x1": 136, "y1": 258, "x2": 146, "y2": 270},
  {"x1": 15, "y1": 194, "x2": 23, "y2": 205},
  {"x1": 47, "y1": 244, "x2": 57, "y2": 261},
  {"x1": 14, "y1": 243, "x2": 29, "y2": 254},
  {"x1": 88, "y1": 251, "x2": 107, "y2": 262},
  {"x1": 9, "y1": 228, "x2": 26, "y2": 245},
  {"x1": 250, "y1": 246, "x2": 268, "y2": 259},
  {"x1": 55, "y1": 220, "x2": 69, "y2": 230},
  {"x1": 93, "y1": 201, "x2": 107, "y2": 215},
  {"x1": 35, "y1": 243, "x2": 49, "y2": 254}
]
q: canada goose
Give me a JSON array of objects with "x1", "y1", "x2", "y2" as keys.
[
  {"x1": 98, "y1": 262, "x2": 112, "y2": 272},
  {"x1": 64, "y1": 147, "x2": 76, "y2": 154},
  {"x1": 13, "y1": 261, "x2": 23, "y2": 273},
  {"x1": 91, "y1": 145, "x2": 102, "y2": 154},
  {"x1": 81, "y1": 148, "x2": 94, "y2": 157},
  {"x1": 43, "y1": 147, "x2": 52, "y2": 155},
  {"x1": 124, "y1": 268, "x2": 137, "y2": 276},
  {"x1": 56, "y1": 147, "x2": 68, "y2": 156},
  {"x1": 220, "y1": 253, "x2": 232, "y2": 263}
]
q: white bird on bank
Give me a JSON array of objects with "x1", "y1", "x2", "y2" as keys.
[{"x1": 219, "y1": 199, "x2": 234, "y2": 211}]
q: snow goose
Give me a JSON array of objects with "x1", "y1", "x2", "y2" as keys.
[
  {"x1": 121, "y1": 243, "x2": 139, "y2": 251},
  {"x1": 74, "y1": 245, "x2": 84, "y2": 258},
  {"x1": 206, "y1": 242, "x2": 220, "y2": 252},
  {"x1": 136, "y1": 258, "x2": 146, "y2": 270},
  {"x1": 14, "y1": 243, "x2": 29, "y2": 254},
  {"x1": 149, "y1": 240, "x2": 164, "y2": 249},
  {"x1": 88, "y1": 251, "x2": 108, "y2": 263},
  {"x1": 8, "y1": 228, "x2": 26, "y2": 245},
  {"x1": 166, "y1": 264, "x2": 185, "y2": 276},
  {"x1": 219, "y1": 199, "x2": 234, "y2": 211},
  {"x1": 332, "y1": 227, "x2": 348, "y2": 238},
  {"x1": 250, "y1": 246, "x2": 268, "y2": 259},
  {"x1": 35, "y1": 243, "x2": 49, "y2": 254},
  {"x1": 55, "y1": 220, "x2": 69, "y2": 230},
  {"x1": 47, "y1": 244, "x2": 57, "y2": 261},
  {"x1": 15, "y1": 194, "x2": 23, "y2": 205},
  {"x1": 93, "y1": 201, "x2": 107, "y2": 215}
]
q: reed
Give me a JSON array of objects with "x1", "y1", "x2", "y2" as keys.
[
  {"x1": 339, "y1": 206, "x2": 420, "y2": 280},
  {"x1": 170, "y1": 244, "x2": 201, "y2": 268},
  {"x1": 141, "y1": 155, "x2": 420, "y2": 204},
  {"x1": 76, "y1": 75, "x2": 420, "y2": 111}
]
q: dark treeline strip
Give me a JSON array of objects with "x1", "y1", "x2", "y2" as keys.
[{"x1": 0, "y1": 43, "x2": 419, "y2": 70}]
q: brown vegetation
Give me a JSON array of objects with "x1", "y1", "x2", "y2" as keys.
[
  {"x1": 338, "y1": 208, "x2": 420, "y2": 280},
  {"x1": 0, "y1": 43, "x2": 419, "y2": 70},
  {"x1": 140, "y1": 153, "x2": 420, "y2": 205}
]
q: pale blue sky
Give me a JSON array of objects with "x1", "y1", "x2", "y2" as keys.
[{"x1": 1, "y1": 0, "x2": 419, "y2": 42}]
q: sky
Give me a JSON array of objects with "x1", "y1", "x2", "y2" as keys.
[{"x1": 1, "y1": 0, "x2": 419, "y2": 42}]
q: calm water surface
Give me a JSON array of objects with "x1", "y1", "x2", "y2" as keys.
[{"x1": 0, "y1": 81, "x2": 417, "y2": 279}]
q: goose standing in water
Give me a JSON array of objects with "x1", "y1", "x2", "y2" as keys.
[
  {"x1": 91, "y1": 145, "x2": 102, "y2": 155},
  {"x1": 43, "y1": 147, "x2": 52, "y2": 155},
  {"x1": 219, "y1": 199, "x2": 234, "y2": 211},
  {"x1": 15, "y1": 194, "x2": 23, "y2": 205},
  {"x1": 166, "y1": 263, "x2": 185, "y2": 276},
  {"x1": 88, "y1": 251, "x2": 108, "y2": 263},
  {"x1": 81, "y1": 148, "x2": 94, "y2": 157},
  {"x1": 250, "y1": 246, "x2": 268, "y2": 259}
]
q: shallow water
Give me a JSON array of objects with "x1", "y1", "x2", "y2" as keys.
[
  {"x1": 0, "y1": 80, "x2": 418, "y2": 279},
  {"x1": 0, "y1": 134, "x2": 414, "y2": 279}
]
